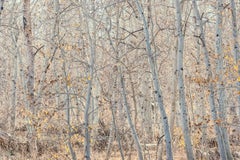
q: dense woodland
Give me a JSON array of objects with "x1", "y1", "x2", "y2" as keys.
[{"x1": 0, "y1": 0, "x2": 239, "y2": 159}]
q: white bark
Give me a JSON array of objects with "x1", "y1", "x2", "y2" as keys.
[
  {"x1": 230, "y1": 0, "x2": 240, "y2": 118},
  {"x1": 83, "y1": 2, "x2": 96, "y2": 158},
  {"x1": 169, "y1": 41, "x2": 178, "y2": 138},
  {"x1": 215, "y1": 0, "x2": 233, "y2": 159},
  {"x1": 174, "y1": 0, "x2": 194, "y2": 159},
  {"x1": 23, "y1": 0, "x2": 37, "y2": 158},
  {"x1": 9, "y1": 0, "x2": 17, "y2": 134},
  {"x1": 140, "y1": 72, "x2": 153, "y2": 142},
  {"x1": 192, "y1": 0, "x2": 230, "y2": 159},
  {"x1": 105, "y1": 5, "x2": 143, "y2": 158},
  {"x1": 120, "y1": 70, "x2": 144, "y2": 160},
  {"x1": 105, "y1": 73, "x2": 124, "y2": 160},
  {"x1": 134, "y1": 0, "x2": 173, "y2": 159},
  {"x1": 0, "y1": 0, "x2": 4, "y2": 25},
  {"x1": 61, "y1": 56, "x2": 76, "y2": 160}
]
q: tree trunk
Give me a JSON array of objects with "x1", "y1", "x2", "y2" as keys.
[
  {"x1": 174, "y1": 0, "x2": 194, "y2": 159},
  {"x1": 119, "y1": 69, "x2": 144, "y2": 160},
  {"x1": 0, "y1": 0, "x2": 4, "y2": 25},
  {"x1": 9, "y1": 0, "x2": 17, "y2": 134},
  {"x1": 83, "y1": 2, "x2": 96, "y2": 158},
  {"x1": 134, "y1": 0, "x2": 173, "y2": 159},
  {"x1": 230, "y1": 0, "x2": 240, "y2": 120},
  {"x1": 192, "y1": 0, "x2": 229, "y2": 159},
  {"x1": 215, "y1": 0, "x2": 233, "y2": 159},
  {"x1": 169, "y1": 40, "x2": 178, "y2": 139},
  {"x1": 23, "y1": 0, "x2": 37, "y2": 159}
]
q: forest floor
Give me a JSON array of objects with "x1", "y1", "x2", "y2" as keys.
[
  {"x1": 0, "y1": 150, "x2": 188, "y2": 160},
  {"x1": 1, "y1": 125, "x2": 240, "y2": 159}
]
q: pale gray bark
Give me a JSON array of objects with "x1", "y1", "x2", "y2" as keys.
[
  {"x1": 127, "y1": 66, "x2": 138, "y2": 130},
  {"x1": 10, "y1": 40, "x2": 17, "y2": 134},
  {"x1": 107, "y1": 100, "x2": 125, "y2": 160},
  {"x1": 52, "y1": 0, "x2": 61, "y2": 123},
  {"x1": 91, "y1": 77, "x2": 100, "y2": 146},
  {"x1": 0, "y1": 0, "x2": 4, "y2": 25},
  {"x1": 169, "y1": 41, "x2": 178, "y2": 138},
  {"x1": 191, "y1": 0, "x2": 229, "y2": 159},
  {"x1": 193, "y1": 15, "x2": 207, "y2": 148},
  {"x1": 36, "y1": 0, "x2": 59, "y2": 108},
  {"x1": 83, "y1": 46, "x2": 94, "y2": 160},
  {"x1": 104, "y1": 12, "x2": 124, "y2": 157},
  {"x1": 215, "y1": 1, "x2": 233, "y2": 159},
  {"x1": 23, "y1": 0, "x2": 35, "y2": 113},
  {"x1": 23, "y1": 0, "x2": 37, "y2": 159},
  {"x1": 83, "y1": 3, "x2": 96, "y2": 158},
  {"x1": 56, "y1": 1, "x2": 76, "y2": 158},
  {"x1": 9, "y1": 0, "x2": 17, "y2": 134},
  {"x1": 174, "y1": 0, "x2": 194, "y2": 159},
  {"x1": 119, "y1": 69, "x2": 144, "y2": 160},
  {"x1": 230, "y1": 0, "x2": 240, "y2": 118},
  {"x1": 105, "y1": 6, "x2": 143, "y2": 158},
  {"x1": 105, "y1": 73, "x2": 124, "y2": 160},
  {"x1": 61, "y1": 52, "x2": 76, "y2": 160},
  {"x1": 140, "y1": 72, "x2": 153, "y2": 142},
  {"x1": 134, "y1": 0, "x2": 173, "y2": 159}
]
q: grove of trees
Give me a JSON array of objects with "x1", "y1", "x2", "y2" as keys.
[{"x1": 0, "y1": 0, "x2": 239, "y2": 159}]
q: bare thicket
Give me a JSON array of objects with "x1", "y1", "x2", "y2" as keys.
[{"x1": 0, "y1": 0, "x2": 239, "y2": 160}]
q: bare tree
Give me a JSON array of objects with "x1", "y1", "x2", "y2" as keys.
[
  {"x1": 0, "y1": 0, "x2": 4, "y2": 25},
  {"x1": 82, "y1": 1, "x2": 97, "y2": 159},
  {"x1": 174, "y1": 0, "x2": 194, "y2": 159},
  {"x1": 215, "y1": 0, "x2": 233, "y2": 159},
  {"x1": 134, "y1": 0, "x2": 173, "y2": 159},
  {"x1": 230, "y1": 0, "x2": 240, "y2": 118},
  {"x1": 192, "y1": 0, "x2": 233, "y2": 159},
  {"x1": 9, "y1": 0, "x2": 17, "y2": 134},
  {"x1": 23, "y1": 0, "x2": 37, "y2": 158}
]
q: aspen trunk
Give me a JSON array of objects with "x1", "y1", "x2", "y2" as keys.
[
  {"x1": 192, "y1": 0, "x2": 231, "y2": 159},
  {"x1": 134, "y1": 0, "x2": 173, "y2": 159},
  {"x1": 9, "y1": 0, "x2": 17, "y2": 134},
  {"x1": 215, "y1": 1, "x2": 233, "y2": 159},
  {"x1": 83, "y1": 2, "x2": 96, "y2": 158},
  {"x1": 23, "y1": 0, "x2": 37, "y2": 159},
  {"x1": 119, "y1": 70, "x2": 144, "y2": 160},
  {"x1": 230, "y1": 0, "x2": 240, "y2": 120},
  {"x1": 174, "y1": 0, "x2": 194, "y2": 159}
]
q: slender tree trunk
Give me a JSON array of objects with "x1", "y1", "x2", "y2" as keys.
[
  {"x1": 36, "y1": 0, "x2": 59, "y2": 108},
  {"x1": 52, "y1": 0, "x2": 61, "y2": 124},
  {"x1": 119, "y1": 69, "x2": 144, "y2": 160},
  {"x1": 10, "y1": 41, "x2": 17, "y2": 134},
  {"x1": 91, "y1": 77, "x2": 100, "y2": 146},
  {"x1": 192, "y1": 13, "x2": 208, "y2": 149},
  {"x1": 230, "y1": 0, "x2": 240, "y2": 119},
  {"x1": 9, "y1": 0, "x2": 17, "y2": 134},
  {"x1": 140, "y1": 72, "x2": 153, "y2": 142},
  {"x1": 134, "y1": 0, "x2": 173, "y2": 159},
  {"x1": 83, "y1": 44, "x2": 94, "y2": 160},
  {"x1": 127, "y1": 67, "x2": 138, "y2": 131},
  {"x1": 105, "y1": 5, "x2": 143, "y2": 159},
  {"x1": 192, "y1": 0, "x2": 228, "y2": 159},
  {"x1": 105, "y1": 73, "x2": 124, "y2": 160},
  {"x1": 0, "y1": 0, "x2": 4, "y2": 25},
  {"x1": 83, "y1": 3, "x2": 96, "y2": 158},
  {"x1": 112, "y1": 77, "x2": 125, "y2": 160},
  {"x1": 61, "y1": 56, "x2": 76, "y2": 160},
  {"x1": 174, "y1": 0, "x2": 194, "y2": 159},
  {"x1": 56, "y1": 2, "x2": 74, "y2": 159},
  {"x1": 23, "y1": 0, "x2": 34, "y2": 112},
  {"x1": 215, "y1": 1, "x2": 233, "y2": 159},
  {"x1": 23, "y1": 0, "x2": 37, "y2": 159},
  {"x1": 169, "y1": 41, "x2": 178, "y2": 138}
]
